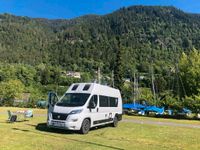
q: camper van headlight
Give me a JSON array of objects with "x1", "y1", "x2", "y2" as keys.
[{"x1": 69, "y1": 109, "x2": 83, "y2": 115}]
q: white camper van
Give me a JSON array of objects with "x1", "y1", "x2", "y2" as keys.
[{"x1": 47, "y1": 83, "x2": 123, "y2": 134}]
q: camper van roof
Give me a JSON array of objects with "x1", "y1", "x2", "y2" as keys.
[{"x1": 66, "y1": 83, "x2": 120, "y2": 97}]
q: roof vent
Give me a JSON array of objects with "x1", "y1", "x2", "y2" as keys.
[
  {"x1": 72, "y1": 84, "x2": 79, "y2": 91},
  {"x1": 83, "y1": 84, "x2": 91, "y2": 91}
]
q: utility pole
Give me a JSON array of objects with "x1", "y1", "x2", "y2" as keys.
[
  {"x1": 133, "y1": 73, "x2": 137, "y2": 105},
  {"x1": 98, "y1": 67, "x2": 101, "y2": 84},
  {"x1": 133, "y1": 73, "x2": 140, "y2": 104},
  {"x1": 151, "y1": 66, "x2": 156, "y2": 104},
  {"x1": 111, "y1": 70, "x2": 114, "y2": 87}
]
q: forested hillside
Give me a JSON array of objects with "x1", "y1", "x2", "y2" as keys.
[
  {"x1": 1, "y1": 6, "x2": 200, "y2": 74},
  {"x1": 1, "y1": 6, "x2": 200, "y2": 110}
]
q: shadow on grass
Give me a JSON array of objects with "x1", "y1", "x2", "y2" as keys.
[
  {"x1": 12, "y1": 128, "x2": 30, "y2": 132},
  {"x1": 12, "y1": 123, "x2": 124, "y2": 150},
  {"x1": 15, "y1": 120, "x2": 30, "y2": 122},
  {"x1": 27, "y1": 123, "x2": 113, "y2": 134},
  {"x1": 36, "y1": 123, "x2": 75, "y2": 134}
]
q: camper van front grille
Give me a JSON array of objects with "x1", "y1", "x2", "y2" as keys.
[{"x1": 52, "y1": 112, "x2": 68, "y2": 120}]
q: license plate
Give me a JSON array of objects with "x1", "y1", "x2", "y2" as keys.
[{"x1": 52, "y1": 121, "x2": 65, "y2": 127}]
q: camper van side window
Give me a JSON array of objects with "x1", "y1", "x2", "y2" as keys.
[
  {"x1": 93, "y1": 95, "x2": 98, "y2": 105},
  {"x1": 99, "y1": 96, "x2": 109, "y2": 107},
  {"x1": 109, "y1": 97, "x2": 118, "y2": 107},
  {"x1": 99, "y1": 96, "x2": 118, "y2": 107},
  {"x1": 88, "y1": 95, "x2": 98, "y2": 108}
]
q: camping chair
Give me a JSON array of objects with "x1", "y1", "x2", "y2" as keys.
[
  {"x1": 15, "y1": 110, "x2": 33, "y2": 121},
  {"x1": 7, "y1": 110, "x2": 17, "y2": 122}
]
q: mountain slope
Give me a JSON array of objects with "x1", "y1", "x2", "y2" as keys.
[{"x1": 0, "y1": 6, "x2": 200, "y2": 74}]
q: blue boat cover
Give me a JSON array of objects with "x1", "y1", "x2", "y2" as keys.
[
  {"x1": 144, "y1": 106, "x2": 164, "y2": 114},
  {"x1": 123, "y1": 103, "x2": 164, "y2": 114},
  {"x1": 123, "y1": 103, "x2": 146, "y2": 111},
  {"x1": 182, "y1": 108, "x2": 192, "y2": 114}
]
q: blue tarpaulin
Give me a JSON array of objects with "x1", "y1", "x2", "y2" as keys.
[
  {"x1": 123, "y1": 102, "x2": 164, "y2": 115},
  {"x1": 144, "y1": 106, "x2": 164, "y2": 114},
  {"x1": 123, "y1": 103, "x2": 146, "y2": 111},
  {"x1": 123, "y1": 101, "x2": 192, "y2": 116},
  {"x1": 182, "y1": 108, "x2": 192, "y2": 114}
]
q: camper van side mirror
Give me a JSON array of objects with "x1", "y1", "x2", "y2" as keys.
[{"x1": 88, "y1": 101, "x2": 96, "y2": 109}]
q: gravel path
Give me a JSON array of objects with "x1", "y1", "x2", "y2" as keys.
[{"x1": 122, "y1": 118, "x2": 200, "y2": 129}]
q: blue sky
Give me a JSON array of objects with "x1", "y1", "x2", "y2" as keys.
[{"x1": 0, "y1": 0, "x2": 200, "y2": 19}]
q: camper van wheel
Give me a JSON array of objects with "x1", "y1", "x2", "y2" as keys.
[
  {"x1": 112, "y1": 116, "x2": 118, "y2": 127},
  {"x1": 80, "y1": 119, "x2": 90, "y2": 134}
]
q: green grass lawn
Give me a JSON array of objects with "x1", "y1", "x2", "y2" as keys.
[
  {"x1": 124, "y1": 115, "x2": 200, "y2": 125},
  {"x1": 0, "y1": 107, "x2": 200, "y2": 150}
]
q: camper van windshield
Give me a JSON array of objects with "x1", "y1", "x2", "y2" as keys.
[{"x1": 56, "y1": 93, "x2": 90, "y2": 107}]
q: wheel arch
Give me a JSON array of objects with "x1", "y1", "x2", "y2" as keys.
[
  {"x1": 83, "y1": 117, "x2": 91, "y2": 125},
  {"x1": 115, "y1": 113, "x2": 122, "y2": 121}
]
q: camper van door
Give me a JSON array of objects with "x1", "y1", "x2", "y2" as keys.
[
  {"x1": 87, "y1": 95, "x2": 100, "y2": 123},
  {"x1": 47, "y1": 92, "x2": 59, "y2": 119}
]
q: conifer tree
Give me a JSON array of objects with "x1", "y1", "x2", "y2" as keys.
[{"x1": 114, "y1": 37, "x2": 124, "y2": 92}]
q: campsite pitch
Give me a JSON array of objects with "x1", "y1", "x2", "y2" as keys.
[{"x1": 0, "y1": 107, "x2": 200, "y2": 150}]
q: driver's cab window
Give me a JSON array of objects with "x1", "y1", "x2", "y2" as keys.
[
  {"x1": 89, "y1": 95, "x2": 98, "y2": 108},
  {"x1": 50, "y1": 93, "x2": 58, "y2": 105}
]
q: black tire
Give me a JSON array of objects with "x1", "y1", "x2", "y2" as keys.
[
  {"x1": 80, "y1": 119, "x2": 90, "y2": 134},
  {"x1": 112, "y1": 116, "x2": 118, "y2": 127}
]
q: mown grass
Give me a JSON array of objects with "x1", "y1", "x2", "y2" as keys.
[
  {"x1": 124, "y1": 114, "x2": 200, "y2": 125},
  {"x1": 0, "y1": 107, "x2": 200, "y2": 150}
]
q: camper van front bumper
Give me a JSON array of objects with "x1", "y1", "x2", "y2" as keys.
[
  {"x1": 48, "y1": 120, "x2": 81, "y2": 130},
  {"x1": 47, "y1": 116, "x2": 82, "y2": 130}
]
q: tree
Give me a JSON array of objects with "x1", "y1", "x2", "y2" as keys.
[
  {"x1": 114, "y1": 37, "x2": 124, "y2": 92},
  {"x1": 179, "y1": 49, "x2": 200, "y2": 97},
  {"x1": 0, "y1": 79, "x2": 25, "y2": 105},
  {"x1": 184, "y1": 96, "x2": 200, "y2": 114},
  {"x1": 179, "y1": 49, "x2": 200, "y2": 113}
]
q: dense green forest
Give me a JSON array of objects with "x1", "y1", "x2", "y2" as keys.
[
  {"x1": 1, "y1": 6, "x2": 200, "y2": 71},
  {"x1": 0, "y1": 6, "x2": 200, "y2": 113}
]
